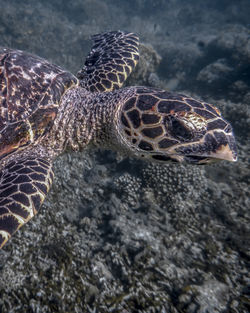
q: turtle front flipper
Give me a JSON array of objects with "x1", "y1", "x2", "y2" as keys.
[
  {"x1": 78, "y1": 31, "x2": 139, "y2": 92},
  {"x1": 0, "y1": 155, "x2": 54, "y2": 249}
]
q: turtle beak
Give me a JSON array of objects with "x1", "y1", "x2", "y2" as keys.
[
  {"x1": 206, "y1": 132, "x2": 238, "y2": 162},
  {"x1": 189, "y1": 133, "x2": 237, "y2": 164},
  {"x1": 208, "y1": 143, "x2": 237, "y2": 162},
  {"x1": 173, "y1": 131, "x2": 238, "y2": 164}
]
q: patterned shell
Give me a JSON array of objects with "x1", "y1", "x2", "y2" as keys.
[{"x1": 0, "y1": 48, "x2": 77, "y2": 160}]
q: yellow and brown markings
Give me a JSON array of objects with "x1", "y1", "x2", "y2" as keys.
[
  {"x1": 119, "y1": 87, "x2": 233, "y2": 159},
  {"x1": 78, "y1": 31, "x2": 139, "y2": 92},
  {"x1": 0, "y1": 156, "x2": 53, "y2": 248},
  {"x1": 0, "y1": 106, "x2": 59, "y2": 161},
  {"x1": 0, "y1": 121, "x2": 33, "y2": 159},
  {"x1": 0, "y1": 47, "x2": 77, "y2": 159},
  {"x1": 28, "y1": 107, "x2": 58, "y2": 138},
  {"x1": 0, "y1": 48, "x2": 76, "y2": 123}
]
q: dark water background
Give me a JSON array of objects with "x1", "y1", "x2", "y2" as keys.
[{"x1": 0, "y1": 1, "x2": 249, "y2": 312}]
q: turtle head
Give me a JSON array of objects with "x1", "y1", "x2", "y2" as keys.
[{"x1": 117, "y1": 87, "x2": 237, "y2": 164}]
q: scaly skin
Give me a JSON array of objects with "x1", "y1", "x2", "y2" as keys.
[
  {"x1": 0, "y1": 83, "x2": 237, "y2": 249},
  {"x1": 46, "y1": 85, "x2": 237, "y2": 164},
  {"x1": 0, "y1": 31, "x2": 237, "y2": 249}
]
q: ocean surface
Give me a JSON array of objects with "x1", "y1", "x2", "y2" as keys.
[{"x1": 0, "y1": 0, "x2": 249, "y2": 312}]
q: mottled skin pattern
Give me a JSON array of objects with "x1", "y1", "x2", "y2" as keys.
[
  {"x1": 0, "y1": 47, "x2": 78, "y2": 160},
  {"x1": 118, "y1": 87, "x2": 237, "y2": 163},
  {"x1": 0, "y1": 31, "x2": 237, "y2": 249},
  {"x1": 0, "y1": 156, "x2": 53, "y2": 241},
  {"x1": 78, "y1": 31, "x2": 139, "y2": 92}
]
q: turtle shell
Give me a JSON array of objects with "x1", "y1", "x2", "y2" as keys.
[{"x1": 0, "y1": 47, "x2": 78, "y2": 160}]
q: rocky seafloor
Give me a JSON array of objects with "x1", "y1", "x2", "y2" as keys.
[{"x1": 0, "y1": 0, "x2": 249, "y2": 312}]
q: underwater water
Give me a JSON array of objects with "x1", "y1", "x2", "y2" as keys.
[{"x1": 0, "y1": 0, "x2": 249, "y2": 312}]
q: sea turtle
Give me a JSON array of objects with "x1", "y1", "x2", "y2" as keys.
[{"x1": 0, "y1": 31, "x2": 237, "y2": 249}]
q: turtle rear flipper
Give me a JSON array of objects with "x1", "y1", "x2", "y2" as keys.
[
  {"x1": 78, "y1": 31, "x2": 139, "y2": 92},
  {"x1": 0, "y1": 154, "x2": 54, "y2": 248}
]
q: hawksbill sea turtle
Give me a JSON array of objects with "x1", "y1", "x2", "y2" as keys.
[{"x1": 0, "y1": 31, "x2": 237, "y2": 249}]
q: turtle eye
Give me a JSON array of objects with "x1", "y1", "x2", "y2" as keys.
[{"x1": 169, "y1": 118, "x2": 193, "y2": 141}]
